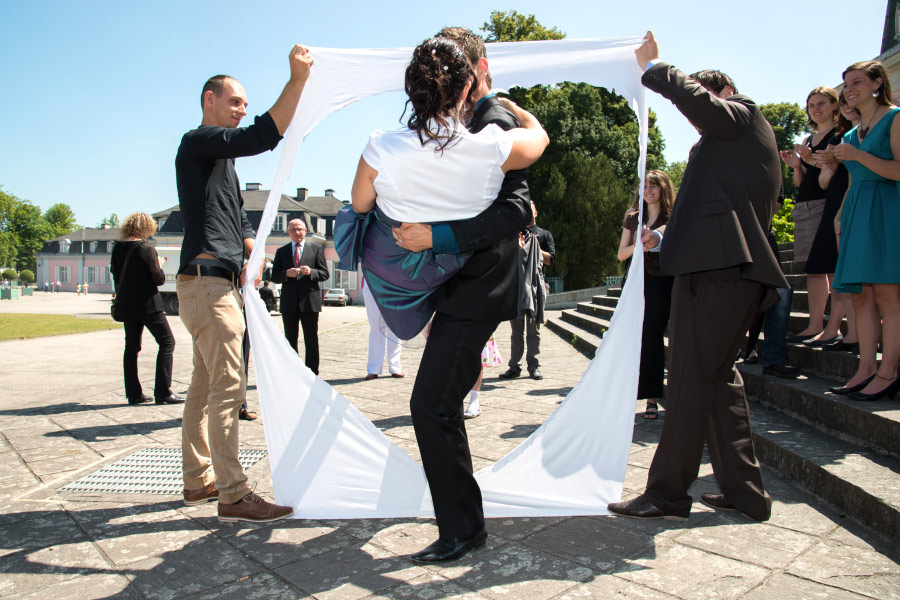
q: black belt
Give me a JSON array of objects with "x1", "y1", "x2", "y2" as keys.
[{"x1": 180, "y1": 264, "x2": 237, "y2": 284}]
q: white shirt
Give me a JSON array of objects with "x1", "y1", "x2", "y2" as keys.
[{"x1": 362, "y1": 119, "x2": 512, "y2": 223}]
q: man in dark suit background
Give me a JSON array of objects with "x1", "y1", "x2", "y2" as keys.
[
  {"x1": 391, "y1": 27, "x2": 533, "y2": 563},
  {"x1": 271, "y1": 218, "x2": 328, "y2": 374},
  {"x1": 609, "y1": 32, "x2": 788, "y2": 523}
]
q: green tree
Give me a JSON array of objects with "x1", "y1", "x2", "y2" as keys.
[
  {"x1": 663, "y1": 160, "x2": 686, "y2": 194},
  {"x1": 0, "y1": 188, "x2": 50, "y2": 271},
  {"x1": 19, "y1": 269, "x2": 34, "y2": 286},
  {"x1": 481, "y1": 10, "x2": 565, "y2": 42},
  {"x1": 2, "y1": 268, "x2": 17, "y2": 281},
  {"x1": 772, "y1": 198, "x2": 795, "y2": 243},
  {"x1": 99, "y1": 213, "x2": 120, "y2": 228},
  {"x1": 44, "y1": 203, "x2": 78, "y2": 238},
  {"x1": 759, "y1": 102, "x2": 808, "y2": 200}
]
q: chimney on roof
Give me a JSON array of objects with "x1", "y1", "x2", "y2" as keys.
[
  {"x1": 246, "y1": 183, "x2": 261, "y2": 191},
  {"x1": 296, "y1": 187, "x2": 308, "y2": 201},
  {"x1": 325, "y1": 188, "x2": 335, "y2": 197}
]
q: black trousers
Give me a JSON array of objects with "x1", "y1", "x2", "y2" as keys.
[
  {"x1": 645, "y1": 268, "x2": 771, "y2": 521},
  {"x1": 410, "y1": 312, "x2": 496, "y2": 540},
  {"x1": 123, "y1": 311, "x2": 175, "y2": 400},
  {"x1": 637, "y1": 273, "x2": 674, "y2": 399},
  {"x1": 282, "y1": 311, "x2": 320, "y2": 374}
]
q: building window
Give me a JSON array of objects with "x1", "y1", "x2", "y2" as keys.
[
  {"x1": 87, "y1": 267, "x2": 98, "y2": 284},
  {"x1": 59, "y1": 240, "x2": 69, "y2": 253},
  {"x1": 101, "y1": 267, "x2": 110, "y2": 284},
  {"x1": 55, "y1": 266, "x2": 70, "y2": 283},
  {"x1": 90, "y1": 241, "x2": 98, "y2": 253},
  {"x1": 332, "y1": 266, "x2": 358, "y2": 290},
  {"x1": 311, "y1": 216, "x2": 318, "y2": 232},
  {"x1": 272, "y1": 214, "x2": 285, "y2": 232}
]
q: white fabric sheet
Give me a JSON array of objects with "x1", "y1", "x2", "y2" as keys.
[{"x1": 242, "y1": 37, "x2": 648, "y2": 518}]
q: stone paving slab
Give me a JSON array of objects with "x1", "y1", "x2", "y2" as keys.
[{"x1": 0, "y1": 295, "x2": 898, "y2": 598}]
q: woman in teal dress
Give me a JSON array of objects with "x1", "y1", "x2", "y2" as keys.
[{"x1": 819, "y1": 61, "x2": 900, "y2": 400}]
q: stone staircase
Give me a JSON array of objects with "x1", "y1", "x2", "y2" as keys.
[{"x1": 545, "y1": 243, "x2": 900, "y2": 544}]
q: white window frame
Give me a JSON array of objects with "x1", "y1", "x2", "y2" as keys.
[
  {"x1": 87, "y1": 266, "x2": 98, "y2": 284},
  {"x1": 101, "y1": 266, "x2": 110, "y2": 284},
  {"x1": 55, "y1": 266, "x2": 70, "y2": 284},
  {"x1": 59, "y1": 240, "x2": 69, "y2": 253},
  {"x1": 272, "y1": 214, "x2": 285, "y2": 233}
]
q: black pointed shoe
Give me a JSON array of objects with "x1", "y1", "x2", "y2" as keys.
[
  {"x1": 155, "y1": 393, "x2": 185, "y2": 405},
  {"x1": 127, "y1": 394, "x2": 153, "y2": 405},
  {"x1": 409, "y1": 529, "x2": 487, "y2": 564},
  {"x1": 608, "y1": 495, "x2": 687, "y2": 520},
  {"x1": 828, "y1": 374, "x2": 875, "y2": 395}
]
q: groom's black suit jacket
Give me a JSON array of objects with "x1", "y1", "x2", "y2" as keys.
[{"x1": 431, "y1": 96, "x2": 532, "y2": 321}]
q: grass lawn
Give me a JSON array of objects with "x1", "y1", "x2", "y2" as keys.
[{"x1": 0, "y1": 313, "x2": 120, "y2": 341}]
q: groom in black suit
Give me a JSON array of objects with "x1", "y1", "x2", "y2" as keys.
[
  {"x1": 271, "y1": 218, "x2": 328, "y2": 374},
  {"x1": 392, "y1": 27, "x2": 532, "y2": 563}
]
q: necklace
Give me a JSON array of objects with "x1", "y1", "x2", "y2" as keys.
[{"x1": 859, "y1": 106, "x2": 885, "y2": 141}]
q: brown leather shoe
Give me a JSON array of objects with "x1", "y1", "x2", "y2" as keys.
[
  {"x1": 239, "y1": 408, "x2": 258, "y2": 421},
  {"x1": 217, "y1": 492, "x2": 293, "y2": 523},
  {"x1": 391, "y1": 372, "x2": 405, "y2": 378},
  {"x1": 365, "y1": 373, "x2": 379, "y2": 381},
  {"x1": 183, "y1": 481, "x2": 218, "y2": 506},
  {"x1": 699, "y1": 493, "x2": 739, "y2": 512},
  {"x1": 608, "y1": 494, "x2": 687, "y2": 520}
]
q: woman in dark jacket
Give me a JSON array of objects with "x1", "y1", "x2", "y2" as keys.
[{"x1": 111, "y1": 213, "x2": 183, "y2": 405}]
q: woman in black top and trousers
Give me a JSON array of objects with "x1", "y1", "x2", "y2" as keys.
[{"x1": 110, "y1": 213, "x2": 183, "y2": 405}]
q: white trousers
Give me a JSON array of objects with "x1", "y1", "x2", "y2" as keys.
[{"x1": 363, "y1": 284, "x2": 402, "y2": 375}]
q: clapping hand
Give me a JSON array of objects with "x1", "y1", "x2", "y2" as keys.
[
  {"x1": 779, "y1": 149, "x2": 802, "y2": 169},
  {"x1": 795, "y1": 143, "x2": 814, "y2": 165}
]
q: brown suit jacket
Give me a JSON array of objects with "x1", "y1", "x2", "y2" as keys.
[{"x1": 642, "y1": 63, "x2": 787, "y2": 302}]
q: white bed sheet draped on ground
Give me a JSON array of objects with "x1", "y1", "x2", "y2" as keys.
[{"x1": 242, "y1": 37, "x2": 649, "y2": 518}]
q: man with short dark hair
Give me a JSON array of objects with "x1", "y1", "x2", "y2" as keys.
[
  {"x1": 500, "y1": 200, "x2": 555, "y2": 380},
  {"x1": 608, "y1": 32, "x2": 787, "y2": 523},
  {"x1": 271, "y1": 218, "x2": 328, "y2": 374},
  {"x1": 175, "y1": 45, "x2": 313, "y2": 523},
  {"x1": 392, "y1": 27, "x2": 533, "y2": 563}
]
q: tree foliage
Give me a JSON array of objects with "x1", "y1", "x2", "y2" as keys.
[
  {"x1": 663, "y1": 160, "x2": 686, "y2": 194},
  {"x1": 759, "y1": 102, "x2": 808, "y2": 200},
  {"x1": 99, "y1": 213, "x2": 120, "y2": 228},
  {"x1": 772, "y1": 198, "x2": 795, "y2": 243},
  {"x1": 0, "y1": 187, "x2": 79, "y2": 271},
  {"x1": 481, "y1": 10, "x2": 565, "y2": 42},
  {"x1": 2, "y1": 269, "x2": 17, "y2": 281},
  {"x1": 44, "y1": 203, "x2": 78, "y2": 238},
  {"x1": 505, "y1": 80, "x2": 665, "y2": 287}
]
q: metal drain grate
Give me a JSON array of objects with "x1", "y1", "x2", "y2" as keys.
[{"x1": 60, "y1": 447, "x2": 268, "y2": 494}]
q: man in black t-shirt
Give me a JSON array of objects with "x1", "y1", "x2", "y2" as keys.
[{"x1": 175, "y1": 45, "x2": 312, "y2": 524}]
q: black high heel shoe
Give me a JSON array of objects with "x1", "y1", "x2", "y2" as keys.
[
  {"x1": 828, "y1": 374, "x2": 875, "y2": 395},
  {"x1": 848, "y1": 375, "x2": 900, "y2": 402}
]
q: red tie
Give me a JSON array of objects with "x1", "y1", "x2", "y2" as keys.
[{"x1": 294, "y1": 243, "x2": 300, "y2": 268}]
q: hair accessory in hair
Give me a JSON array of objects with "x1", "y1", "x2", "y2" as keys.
[
  {"x1": 431, "y1": 48, "x2": 437, "y2": 55},
  {"x1": 442, "y1": 65, "x2": 448, "y2": 71}
]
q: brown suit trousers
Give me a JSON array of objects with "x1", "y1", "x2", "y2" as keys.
[{"x1": 645, "y1": 267, "x2": 772, "y2": 521}]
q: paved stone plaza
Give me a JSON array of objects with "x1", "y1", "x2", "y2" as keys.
[{"x1": 1, "y1": 293, "x2": 898, "y2": 599}]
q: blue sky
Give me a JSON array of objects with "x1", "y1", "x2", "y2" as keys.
[{"x1": 0, "y1": 1, "x2": 885, "y2": 227}]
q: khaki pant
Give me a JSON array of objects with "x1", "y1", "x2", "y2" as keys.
[{"x1": 177, "y1": 275, "x2": 248, "y2": 504}]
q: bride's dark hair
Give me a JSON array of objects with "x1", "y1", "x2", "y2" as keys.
[{"x1": 403, "y1": 37, "x2": 474, "y2": 152}]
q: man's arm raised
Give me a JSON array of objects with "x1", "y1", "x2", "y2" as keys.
[{"x1": 268, "y1": 45, "x2": 314, "y2": 135}]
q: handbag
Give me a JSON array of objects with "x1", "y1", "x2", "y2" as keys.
[{"x1": 110, "y1": 242, "x2": 141, "y2": 322}]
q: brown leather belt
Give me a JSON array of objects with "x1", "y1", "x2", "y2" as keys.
[{"x1": 177, "y1": 264, "x2": 237, "y2": 285}]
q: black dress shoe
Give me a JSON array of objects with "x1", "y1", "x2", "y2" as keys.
[
  {"x1": 803, "y1": 334, "x2": 842, "y2": 347},
  {"x1": 785, "y1": 332, "x2": 820, "y2": 344},
  {"x1": 848, "y1": 376, "x2": 900, "y2": 401},
  {"x1": 828, "y1": 374, "x2": 875, "y2": 395},
  {"x1": 607, "y1": 495, "x2": 687, "y2": 521},
  {"x1": 409, "y1": 529, "x2": 487, "y2": 564},
  {"x1": 155, "y1": 393, "x2": 185, "y2": 405},
  {"x1": 823, "y1": 340, "x2": 859, "y2": 353},
  {"x1": 761, "y1": 363, "x2": 799, "y2": 379},
  {"x1": 699, "y1": 493, "x2": 739, "y2": 512},
  {"x1": 498, "y1": 368, "x2": 521, "y2": 379},
  {"x1": 529, "y1": 368, "x2": 543, "y2": 380},
  {"x1": 127, "y1": 394, "x2": 153, "y2": 405}
]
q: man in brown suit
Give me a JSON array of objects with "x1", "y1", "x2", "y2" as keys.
[{"x1": 609, "y1": 32, "x2": 788, "y2": 522}]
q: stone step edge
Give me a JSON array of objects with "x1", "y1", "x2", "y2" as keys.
[
  {"x1": 548, "y1": 312, "x2": 900, "y2": 459},
  {"x1": 749, "y1": 400, "x2": 900, "y2": 548}
]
